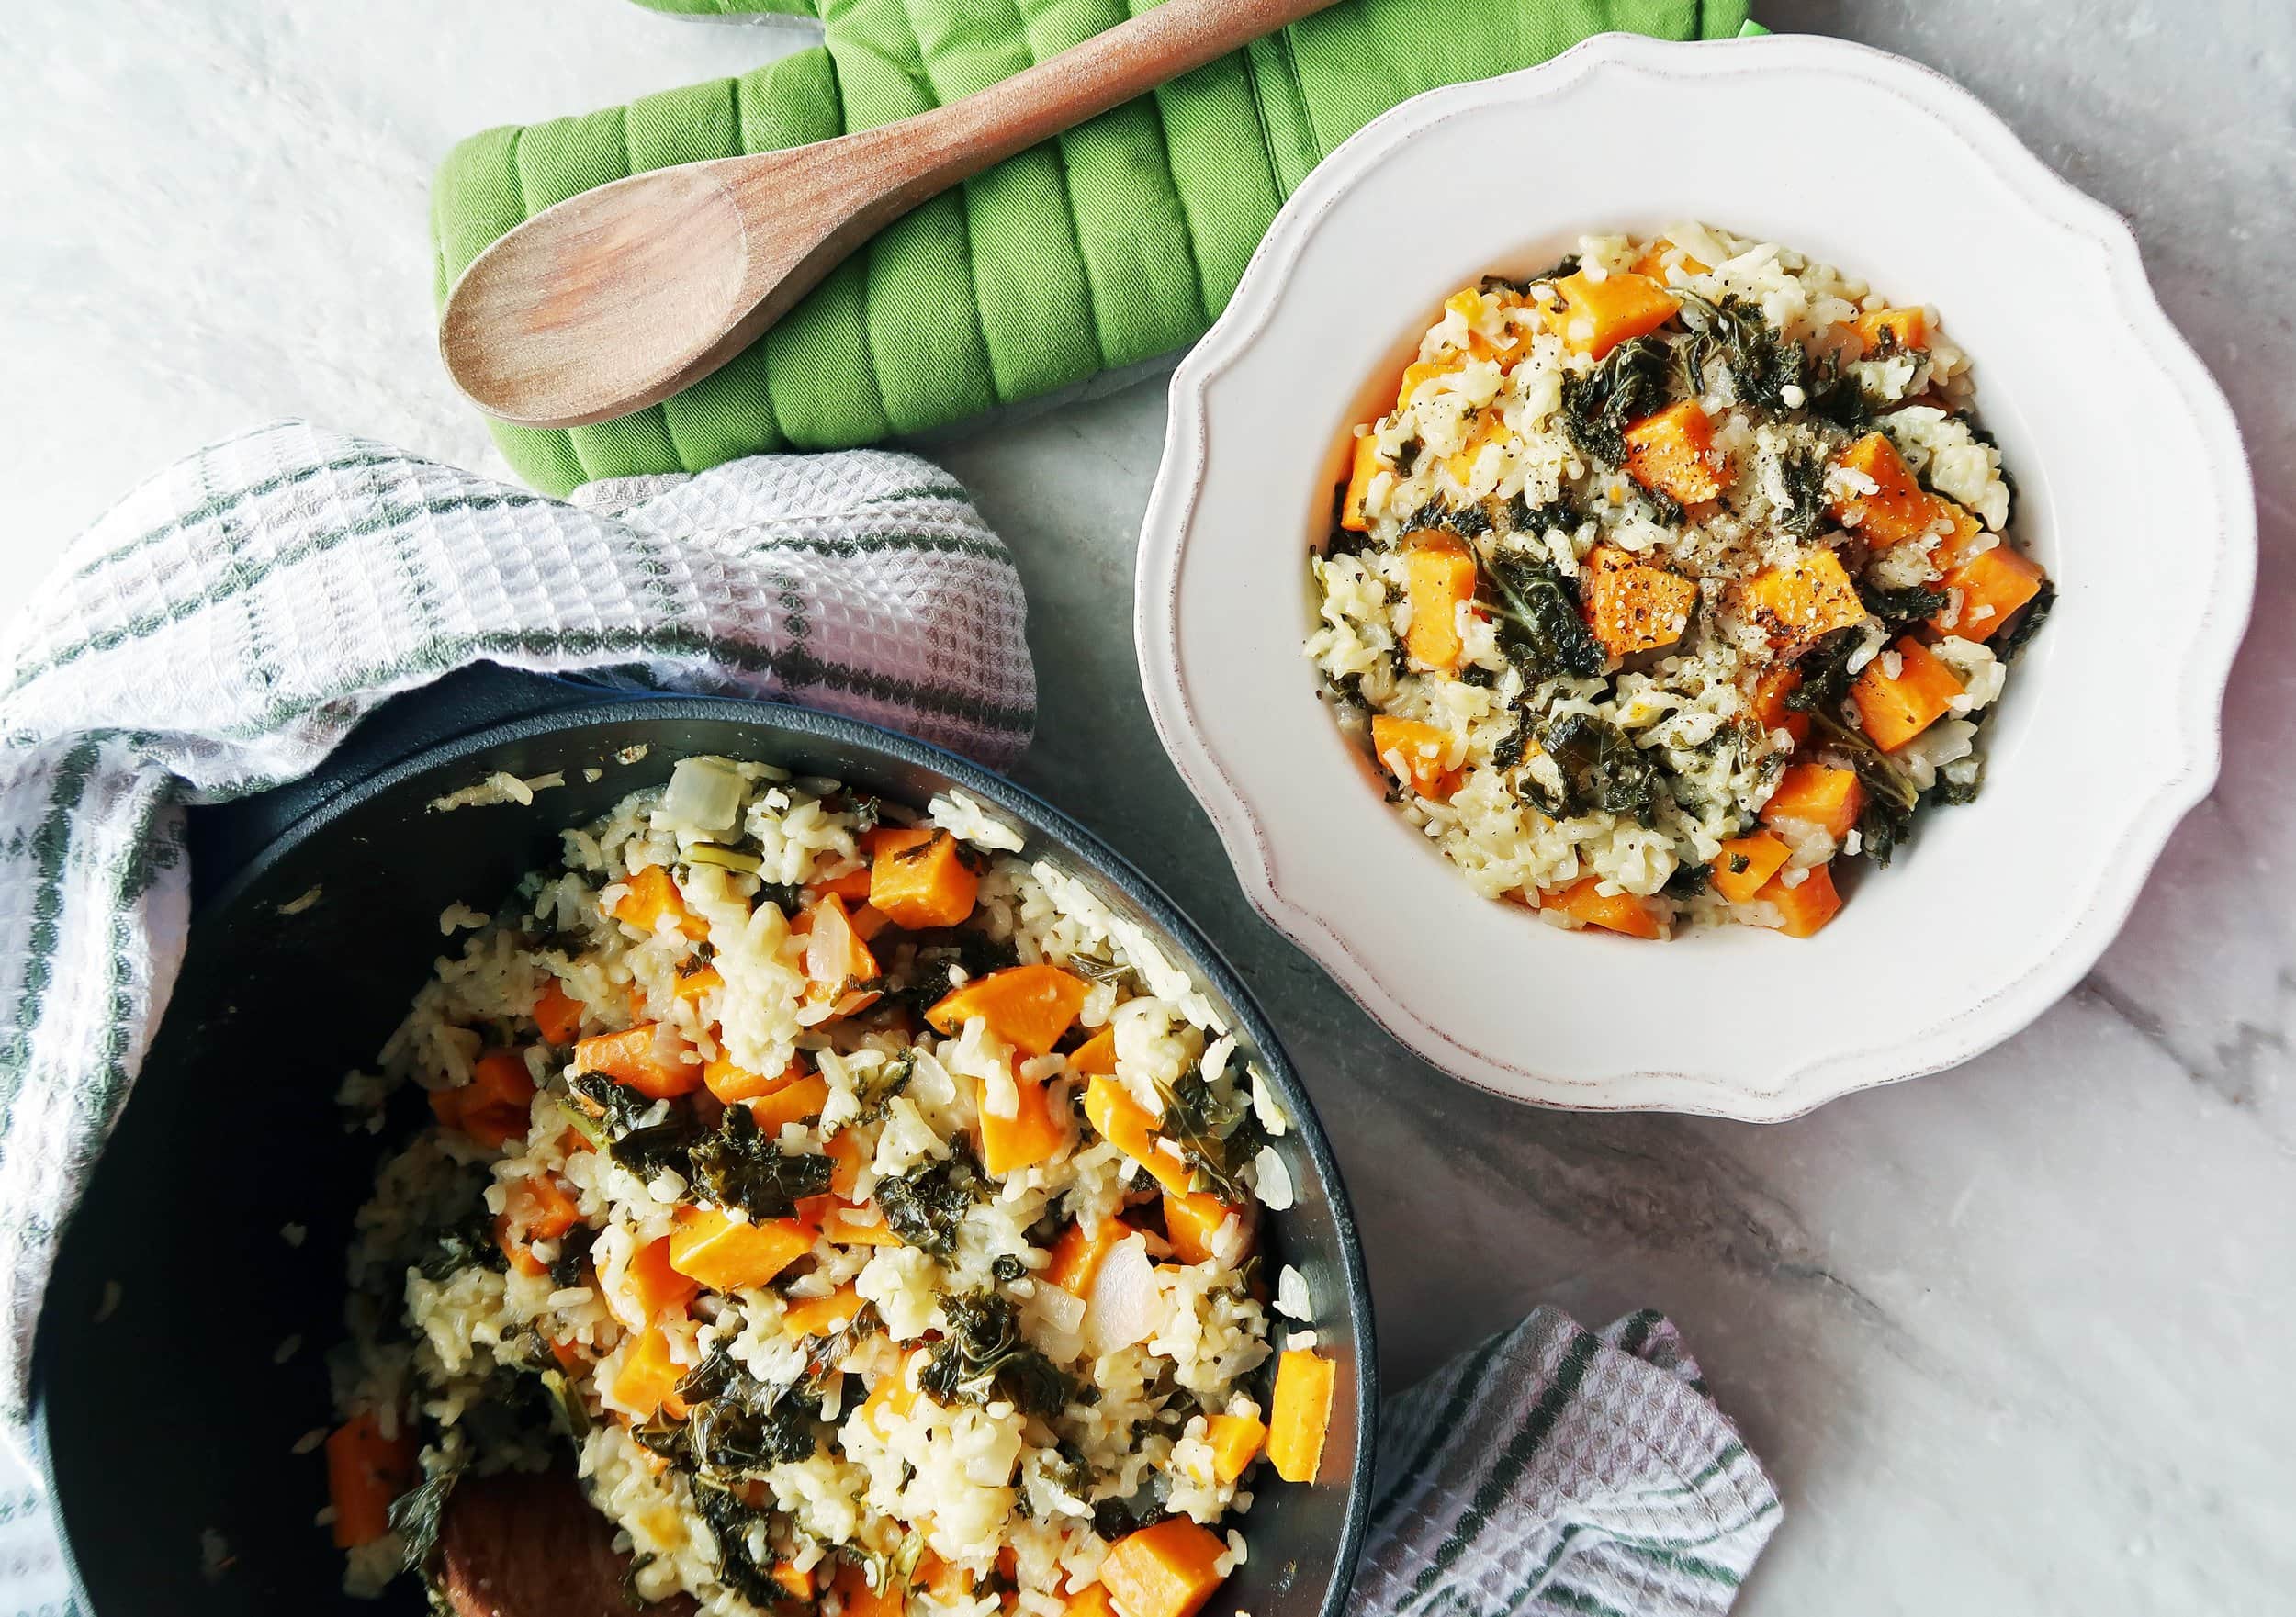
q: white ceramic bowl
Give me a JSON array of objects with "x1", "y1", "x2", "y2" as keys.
[{"x1": 1134, "y1": 32, "x2": 2254, "y2": 1120}]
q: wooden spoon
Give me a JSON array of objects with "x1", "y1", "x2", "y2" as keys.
[
  {"x1": 440, "y1": 0, "x2": 1338, "y2": 430},
  {"x1": 436, "y1": 1467, "x2": 696, "y2": 1617}
]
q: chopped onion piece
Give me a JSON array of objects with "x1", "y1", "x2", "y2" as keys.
[
  {"x1": 662, "y1": 756, "x2": 744, "y2": 832},
  {"x1": 1084, "y1": 1236, "x2": 1160, "y2": 1354},
  {"x1": 1253, "y1": 1145, "x2": 1294, "y2": 1210},
  {"x1": 1275, "y1": 1264, "x2": 1311, "y2": 1322}
]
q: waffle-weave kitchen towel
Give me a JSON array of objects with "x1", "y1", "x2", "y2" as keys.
[
  {"x1": 0, "y1": 1303, "x2": 1777, "y2": 1613},
  {"x1": 434, "y1": 0, "x2": 1761, "y2": 493},
  {"x1": 0, "y1": 418, "x2": 1032, "y2": 1447}
]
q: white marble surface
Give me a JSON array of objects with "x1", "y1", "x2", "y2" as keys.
[{"x1": 6, "y1": 1, "x2": 2292, "y2": 1611}]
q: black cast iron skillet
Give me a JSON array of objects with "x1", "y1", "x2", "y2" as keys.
[{"x1": 30, "y1": 685, "x2": 1377, "y2": 1615}]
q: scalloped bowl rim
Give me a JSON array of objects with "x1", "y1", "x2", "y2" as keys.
[{"x1": 1133, "y1": 33, "x2": 2256, "y2": 1120}]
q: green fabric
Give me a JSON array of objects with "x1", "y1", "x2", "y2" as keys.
[{"x1": 433, "y1": 0, "x2": 1760, "y2": 493}]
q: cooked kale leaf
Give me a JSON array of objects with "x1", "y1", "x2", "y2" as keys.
[
  {"x1": 692, "y1": 1483, "x2": 786, "y2": 1608},
  {"x1": 567, "y1": 1072, "x2": 654, "y2": 1135},
  {"x1": 1557, "y1": 334, "x2": 1671, "y2": 466},
  {"x1": 387, "y1": 1468, "x2": 458, "y2": 1574},
  {"x1": 686, "y1": 1103, "x2": 834, "y2": 1218},
  {"x1": 1859, "y1": 582, "x2": 1951, "y2": 628},
  {"x1": 1478, "y1": 546, "x2": 1607, "y2": 682},
  {"x1": 1155, "y1": 1066, "x2": 1268, "y2": 1205},
  {"x1": 1775, "y1": 446, "x2": 1831, "y2": 541},
  {"x1": 1783, "y1": 627, "x2": 1868, "y2": 715},
  {"x1": 874, "y1": 1144, "x2": 986, "y2": 1256},
  {"x1": 1536, "y1": 712, "x2": 1660, "y2": 825},
  {"x1": 917, "y1": 1293, "x2": 1076, "y2": 1420},
  {"x1": 1674, "y1": 290, "x2": 1805, "y2": 412}
]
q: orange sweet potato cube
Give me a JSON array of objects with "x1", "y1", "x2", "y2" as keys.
[
  {"x1": 1368, "y1": 714, "x2": 1462, "y2": 801},
  {"x1": 1757, "y1": 861, "x2": 1844, "y2": 938},
  {"x1": 1622, "y1": 399, "x2": 1728, "y2": 505},
  {"x1": 1581, "y1": 544, "x2": 1698, "y2": 661},
  {"x1": 1549, "y1": 270, "x2": 1679, "y2": 360},
  {"x1": 1761, "y1": 762, "x2": 1865, "y2": 842},
  {"x1": 1403, "y1": 534, "x2": 1478, "y2": 672},
  {"x1": 1741, "y1": 549, "x2": 1866, "y2": 652},
  {"x1": 1852, "y1": 637, "x2": 1964, "y2": 752}
]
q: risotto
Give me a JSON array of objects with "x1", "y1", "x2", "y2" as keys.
[
  {"x1": 1308, "y1": 224, "x2": 2054, "y2": 938},
  {"x1": 321, "y1": 758, "x2": 1334, "y2": 1617}
]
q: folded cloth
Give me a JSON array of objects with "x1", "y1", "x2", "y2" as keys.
[
  {"x1": 0, "y1": 1303, "x2": 1775, "y2": 1611},
  {"x1": 0, "y1": 419, "x2": 1033, "y2": 1443},
  {"x1": 433, "y1": 0, "x2": 1760, "y2": 493},
  {"x1": 1356, "y1": 1308, "x2": 1782, "y2": 1617}
]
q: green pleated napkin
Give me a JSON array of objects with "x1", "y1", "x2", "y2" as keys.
[{"x1": 433, "y1": 0, "x2": 1759, "y2": 494}]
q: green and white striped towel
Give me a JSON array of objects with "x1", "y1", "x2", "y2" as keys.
[{"x1": 0, "y1": 418, "x2": 1034, "y2": 1436}]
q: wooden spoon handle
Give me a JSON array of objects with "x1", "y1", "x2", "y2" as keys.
[{"x1": 797, "y1": 0, "x2": 1339, "y2": 203}]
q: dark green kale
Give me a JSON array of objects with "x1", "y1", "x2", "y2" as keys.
[
  {"x1": 1673, "y1": 290, "x2": 1805, "y2": 412},
  {"x1": 386, "y1": 1468, "x2": 459, "y2": 1574},
  {"x1": 1992, "y1": 578, "x2": 2055, "y2": 661},
  {"x1": 1478, "y1": 546, "x2": 1607, "y2": 681},
  {"x1": 874, "y1": 1143, "x2": 986, "y2": 1256},
  {"x1": 609, "y1": 1107, "x2": 704, "y2": 1185},
  {"x1": 1859, "y1": 581, "x2": 1951, "y2": 629},
  {"x1": 755, "y1": 881, "x2": 805, "y2": 916},
  {"x1": 1558, "y1": 334, "x2": 1672, "y2": 466},
  {"x1": 686, "y1": 1104, "x2": 834, "y2": 1218},
  {"x1": 800, "y1": 1302, "x2": 884, "y2": 1391},
  {"x1": 692, "y1": 1483, "x2": 785, "y2": 1609},
  {"x1": 1663, "y1": 861, "x2": 1711, "y2": 901},
  {"x1": 548, "y1": 1222, "x2": 596, "y2": 1290},
  {"x1": 1503, "y1": 492, "x2": 1583, "y2": 537},
  {"x1": 1155, "y1": 1066, "x2": 1269, "y2": 1204},
  {"x1": 1534, "y1": 712, "x2": 1661, "y2": 825},
  {"x1": 1801, "y1": 351, "x2": 1875, "y2": 434},
  {"x1": 1392, "y1": 437, "x2": 1424, "y2": 478},
  {"x1": 992, "y1": 1254, "x2": 1027, "y2": 1283},
  {"x1": 917, "y1": 1293, "x2": 1076, "y2": 1420},
  {"x1": 567, "y1": 1072, "x2": 655, "y2": 1134},
  {"x1": 1775, "y1": 445, "x2": 1832, "y2": 541},
  {"x1": 1783, "y1": 627, "x2": 1869, "y2": 715},
  {"x1": 419, "y1": 1207, "x2": 510, "y2": 1282},
  {"x1": 1491, "y1": 707, "x2": 1539, "y2": 772}
]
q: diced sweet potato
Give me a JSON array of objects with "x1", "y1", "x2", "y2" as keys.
[
  {"x1": 1856, "y1": 306, "x2": 1928, "y2": 352},
  {"x1": 1756, "y1": 862, "x2": 1843, "y2": 938},
  {"x1": 859, "y1": 1353, "x2": 925, "y2": 1438},
  {"x1": 1064, "y1": 1586, "x2": 1120, "y2": 1617},
  {"x1": 825, "y1": 1129, "x2": 865, "y2": 1198},
  {"x1": 611, "y1": 1324, "x2": 690, "y2": 1420},
  {"x1": 1368, "y1": 714, "x2": 1462, "y2": 802},
  {"x1": 1934, "y1": 542, "x2": 2045, "y2": 643},
  {"x1": 1098, "y1": 1519, "x2": 1232, "y2": 1617},
  {"x1": 325, "y1": 1412, "x2": 416, "y2": 1548},
  {"x1": 772, "y1": 1563, "x2": 816, "y2": 1602},
  {"x1": 1827, "y1": 433, "x2": 1956, "y2": 549},
  {"x1": 978, "y1": 1071, "x2": 1068, "y2": 1176},
  {"x1": 1622, "y1": 399, "x2": 1728, "y2": 505},
  {"x1": 1581, "y1": 544, "x2": 1698, "y2": 661},
  {"x1": 1395, "y1": 358, "x2": 1461, "y2": 408},
  {"x1": 575, "y1": 1024, "x2": 701, "y2": 1100},
  {"x1": 668, "y1": 1208, "x2": 816, "y2": 1293},
  {"x1": 1083, "y1": 1076, "x2": 1192, "y2": 1196},
  {"x1": 1163, "y1": 1188, "x2": 1249, "y2": 1266},
  {"x1": 1205, "y1": 1412, "x2": 1268, "y2": 1483},
  {"x1": 1404, "y1": 533, "x2": 1478, "y2": 672},
  {"x1": 1741, "y1": 549, "x2": 1866, "y2": 652},
  {"x1": 1067, "y1": 1026, "x2": 1119, "y2": 1077},
  {"x1": 1267, "y1": 1349, "x2": 1337, "y2": 1483},
  {"x1": 928, "y1": 963, "x2": 1091, "y2": 1057},
  {"x1": 613, "y1": 864, "x2": 707, "y2": 941},
  {"x1": 1549, "y1": 270, "x2": 1679, "y2": 360},
  {"x1": 1852, "y1": 637, "x2": 1964, "y2": 752},
  {"x1": 869, "y1": 827, "x2": 980, "y2": 930},
  {"x1": 498, "y1": 1173, "x2": 581, "y2": 1277},
  {"x1": 702, "y1": 1054, "x2": 804, "y2": 1106},
  {"x1": 533, "y1": 978, "x2": 584, "y2": 1045},
  {"x1": 749, "y1": 1073, "x2": 831, "y2": 1135},
  {"x1": 610, "y1": 1235, "x2": 701, "y2": 1330},
  {"x1": 1046, "y1": 1217, "x2": 1136, "y2": 1296},
  {"x1": 671, "y1": 964, "x2": 721, "y2": 1005},
  {"x1": 782, "y1": 1283, "x2": 864, "y2": 1340},
  {"x1": 1761, "y1": 762, "x2": 1865, "y2": 841},
  {"x1": 469, "y1": 1050, "x2": 536, "y2": 1113},
  {"x1": 1545, "y1": 876, "x2": 1662, "y2": 940},
  {"x1": 1748, "y1": 666, "x2": 1810, "y2": 746},
  {"x1": 1711, "y1": 833, "x2": 1792, "y2": 905}
]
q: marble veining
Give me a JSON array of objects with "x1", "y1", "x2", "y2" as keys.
[{"x1": 6, "y1": 0, "x2": 2292, "y2": 1611}]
